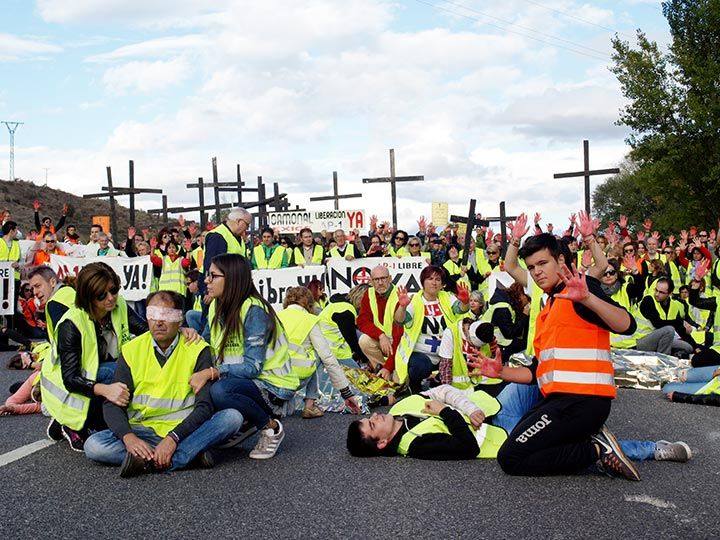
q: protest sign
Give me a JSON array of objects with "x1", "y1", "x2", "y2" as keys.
[
  {"x1": 50, "y1": 255, "x2": 152, "y2": 301},
  {"x1": 252, "y1": 266, "x2": 327, "y2": 310},
  {"x1": 0, "y1": 262, "x2": 15, "y2": 315},
  {"x1": 431, "y1": 202, "x2": 448, "y2": 227},
  {"x1": 325, "y1": 257, "x2": 427, "y2": 295},
  {"x1": 268, "y1": 209, "x2": 366, "y2": 234}
]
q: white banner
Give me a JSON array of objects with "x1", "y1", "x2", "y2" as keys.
[
  {"x1": 252, "y1": 266, "x2": 328, "y2": 311},
  {"x1": 0, "y1": 262, "x2": 15, "y2": 315},
  {"x1": 19, "y1": 239, "x2": 87, "y2": 259},
  {"x1": 50, "y1": 255, "x2": 152, "y2": 302},
  {"x1": 267, "y1": 209, "x2": 366, "y2": 234},
  {"x1": 324, "y1": 256, "x2": 427, "y2": 296}
]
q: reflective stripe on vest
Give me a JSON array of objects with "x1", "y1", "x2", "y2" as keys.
[
  {"x1": 395, "y1": 291, "x2": 457, "y2": 384},
  {"x1": 277, "y1": 308, "x2": 320, "y2": 381},
  {"x1": 209, "y1": 297, "x2": 297, "y2": 390},
  {"x1": 253, "y1": 245, "x2": 286, "y2": 269},
  {"x1": 367, "y1": 287, "x2": 399, "y2": 336},
  {"x1": 534, "y1": 297, "x2": 615, "y2": 398}
]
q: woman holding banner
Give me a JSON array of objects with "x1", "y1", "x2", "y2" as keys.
[
  {"x1": 42, "y1": 262, "x2": 149, "y2": 451},
  {"x1": 193, "y1": 254, "x2": 296, "y2": 460}
]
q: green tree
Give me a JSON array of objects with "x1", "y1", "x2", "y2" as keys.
[{"x1": 594, "y1": 0, "x2": 720, "y2": 232}]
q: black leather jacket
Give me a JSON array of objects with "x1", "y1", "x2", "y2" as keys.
[{"x1": 56, "y1": 307, "x2": 148, "y2": 398}]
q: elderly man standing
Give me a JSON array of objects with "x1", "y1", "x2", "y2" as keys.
[
  {"x1": 327, "y1": 229, "x2": 362, "y2": 261},
  {"x1": 84, "y1": 290, "x2": 243, "y2": 478},
  {"x1": 357, "y1": 265, "x2": 403, "y2": 378}
]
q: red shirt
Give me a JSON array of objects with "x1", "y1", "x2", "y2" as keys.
[{"x1": 356, "y1": 289, "x2": 404, "y2": 370}]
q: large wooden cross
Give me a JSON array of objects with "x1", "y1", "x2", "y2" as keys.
[
  {"x1": 449, "y1": 199, "x2": 490, "y2": 265},
  {"x1": 363, "y1": 149, "x2": 424, "y2": 229},
  {"x1": 553, "y1": 139, "x2": 620, "y2": 215},
  {"x1": 310, "y1": 171, "x2": 362, "y2": 210},
  {"x1": 484, "y1": 201, "x2": 518, "y2": 255},
  {"x1": 83, "y1": 161, "x2": 162, "y2": 239}
]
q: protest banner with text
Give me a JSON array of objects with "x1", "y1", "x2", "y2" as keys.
[
  {"x1": 324, "y1": 257, "x2": 427, "y2": 296},
  {"x1": 50, "y1": 255, "x2": 152, "y2": 302},
  {"x1": 268, "y1": 209, "x2": 366, "y2": 234},
  {"x1": 0, "y1": 262, "x2": 15, "y2": 315},
  {"x1": 252, "y1": 266, "x2": 328, "y2": 310}
]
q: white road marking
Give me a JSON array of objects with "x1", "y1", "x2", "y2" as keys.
[
  {"x1": 0, "y1": 439, "x2": 55, "y2": 468},
  {"x1": 624, "y1": 494, "x2": 677, "y2": 509}
]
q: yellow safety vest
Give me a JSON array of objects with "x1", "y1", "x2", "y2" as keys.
[
  {"x1": 395, "y1": 291, "x2": 459, "y2": 384},
  {"x1": 387, "y1": 246, "x2": 408, "y2": 258},
  {"x1": 633, "y1": 296, "x2": 684, "y2": 340},
  {"x1": 191, "y1": 247, "x2": 205, "y2": 272},
  {"x1": 367, "y1": 287, "x2": 399, "y2": 336},
  {"x1": 158, "y1": 256, "x2": 186, "y2": 295},
  {"x1": 206, "y1": 223, "x2": 247, "y2": 258},
  {"x1": 329, "y1": 244, "x2": 355, "y2": 259},
  {"x1": 0, "y1": 238, "x2": 21, "y2": 279},
  {"x1": 447, "y1": 321, "x2": 496, "y2": 390},
  {"x1": 391, "y1": 393, "x2": 507, "y2": 458},
  {"x1": 208, "y1": 297, "x2": 297, "y2": 390},
  {"x1": 253, "y1": 245, "x2": 286, "y2": 269},
  {"x1": 277, "y1": 307, "x2": 320, "y2": 381},
  {"x1": 319, "y1": 301, "x2": 357, "y2": 361},
  {"x1": 293, "y1": 245, "x2": 324, "y2": 265},
  {"x1": 46, "y1": 286, "x2": 76, "y2": 347},
  {"x1": 481, "y1": 301, "x2": 515, "y2": 347},
  {"x1": 442, "y1": 259, "x2": 471, "y2": 288},
  {"x1": 403, "y1": 250, "x2": 431, "y2": 260},
  {"x1": 609, "y1": 282, "x2": 637, "y2": 349},
  {"x1": 41, "y1": 299, "x2": 130, "y2": 430},
  {"x1": 525, "y1": 280, "x2": 544, "y2": 356},
  {"x1": 124, "y1": 332, "x2": 208, "y2": 437}
]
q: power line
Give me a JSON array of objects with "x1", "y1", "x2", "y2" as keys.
[
  {"x1": 1, "y1": 121, "x2": 24, "y2": 182},
  {"x1": 413, "y1": 0, "x2": 611, "y2": 62},
  {"x1": 516, "y1": 0, "x2": 636, "y2": 40}
]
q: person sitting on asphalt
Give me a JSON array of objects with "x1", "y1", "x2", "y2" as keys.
[
  {"x1": 191, "y1": 254, "x2": 297, "y2": 460},
  {"x1": 27, "y1": 266, "x2": 76, "y2": 347},
  {"x1": 347, "y1": 382, "x2": 692, "y2": 465},
  {"x1": 84, "y1": 291, "x2": 244, "y2": 478},
  {"x1": 662, "y1": 364, "x2": 720, "y2": 407},
  {"x1": 41, "y1": 262, "x2": 149, "y2": 451},
  {"x1": 277, "y1": 286, "x2": 360, "y2": 419}
]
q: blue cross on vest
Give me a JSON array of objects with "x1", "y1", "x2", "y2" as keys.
[{"x1": 424, "y1": 336, "x2": 442, "y2": 353}]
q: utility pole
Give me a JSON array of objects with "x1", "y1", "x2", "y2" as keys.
[
  {"x1": 1, "y1": 121, "x2": 24, "y2": 181},
  {"x1": 43, "y1": 168, "x2": 49, "y2": 186}
]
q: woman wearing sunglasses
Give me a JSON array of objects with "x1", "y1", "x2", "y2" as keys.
[
  {"x1": 600, "y1": 259, "x2": 644, "y2": 349},
  {"x1": 42, "y1": 262, "x2": 149, "y2": 451},
  {"x1": 387, "y1": 230, "x2": 409, "y2": 258},
  {"x1": 403, "y1": 236, "x2": 431, "y2": 265}
]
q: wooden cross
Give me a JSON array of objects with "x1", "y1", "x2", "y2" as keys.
[
  {"x1": 553, "y1": 139, "x2": 620, "y2": 215},
  {"x1": 83, "y1": 162, "x2": 162, "y2": 240},
  {"x1": 449, "y1": 199, "x2": 490, "y2": 265},
  {"x1": 484, "y1": 201, "x2": 518, "y2": 255},
  {"x1": 363, "y1": 148, "x2": 424, "y2": 229},
  {"x1": 310, "y1": 171, "x2": 362, "y2": 210}
]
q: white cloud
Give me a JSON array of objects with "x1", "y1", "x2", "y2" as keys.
[
  {"x1": 101, "y1": 57, "x2": 192, "y2": 95},
  {"x1": 0, "y1": 33, "x2": 62, "y2": 61},
  {"x1": 85, "y1": 35, "x2": 208, "y2": 62}
]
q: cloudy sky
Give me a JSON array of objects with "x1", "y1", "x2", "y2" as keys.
[{"x1": 1, "y1": 0, "x2": 669, "y2": 231}]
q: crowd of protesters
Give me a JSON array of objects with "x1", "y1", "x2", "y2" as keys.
[{"x1": 0, "y1": 198, "x2": 716, "y2": 481}]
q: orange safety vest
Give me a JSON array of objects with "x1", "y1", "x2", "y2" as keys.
[{"x1": 533, "y1": 296, "x2": 616, "y2": 399}]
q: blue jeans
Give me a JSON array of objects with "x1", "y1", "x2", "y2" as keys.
[
  {"x1": 211, "y1": 377, "x2": 273, "y2": 430},
  {"x1": 299, "y1": 369, "x2": 320, "y2": 401},
  {"x1": 185, "y1": 310, "x2": 204, "y2": 334},
  {"x1": 97, "y1": 361, "x2": 117, "y2": 384},
  {"x1": 662, "y1": 365, "x2": 719, "y2": 395},
  {"x1": 317, "y1": 358, "x2": 359, "y2": 396},
  {"x1": 492, "y1": 383, "x2": 657, "y2": 462},
  {"x1": 84, "y1": 409, "x2": 244, "y2": 470},
  {"x1": 408, "y1": 352, "x2": 434, "y2": 394}
]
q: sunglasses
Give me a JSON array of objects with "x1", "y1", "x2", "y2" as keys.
[
  {"x1": 604, "y1": 270, "x2": 617, "y2": 277},
  {"x1": 487, "y1": 251, "x2": 498, "y2": 255},
  {"x1": 624, "y1": 249, "x2": 635, "y2": 253},
  {"x1": 96, "y1": 286, "x2": 120, "y2": 301},
  {"x1": 663, "y1": 250, "x2": 672, "y2": 254},
  {"x1": 409, "y1": 243, "x2": 420, "y2": 247}
]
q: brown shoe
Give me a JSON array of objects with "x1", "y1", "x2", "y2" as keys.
[{"x1": 301, "y1": 405, "x2": 324, "y2": 419}]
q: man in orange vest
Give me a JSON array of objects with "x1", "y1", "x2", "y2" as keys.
[{"x1": 478, "y1": 212, "x2": 643, "y2": 481}]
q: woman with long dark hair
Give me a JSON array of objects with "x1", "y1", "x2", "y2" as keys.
[{"x1": 190, "y1": 254, "x2": 296, "y2": 460}]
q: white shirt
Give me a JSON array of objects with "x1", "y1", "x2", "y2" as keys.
[{"x1": 407, "y1": 293, "x2": 456, "y2": 359}]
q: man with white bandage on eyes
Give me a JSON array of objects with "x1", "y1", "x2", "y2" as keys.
[{"x1": 84, "y1": 290, "x2": 244, "y2": 478}]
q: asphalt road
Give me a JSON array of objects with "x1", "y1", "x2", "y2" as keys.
[{"x1": 0, "y1": 352, "x2": 718, "y2": 539}]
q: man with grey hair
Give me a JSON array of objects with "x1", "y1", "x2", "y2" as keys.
[{"x1": 199, "y1": 207, "x2": 251, "y2": 305}]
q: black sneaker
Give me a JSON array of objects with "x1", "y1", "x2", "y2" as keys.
[
  {"x1": 592, "y1": 425, "x2": 641, "y2": 481},
  {"x1": 46, "y1": 419, "x2": 63, "y2": 442},
  {"x1": 120, "y1": 452, "x2": 152, "y2": 479},
  {"x1": 61, "y1": 425, "x2": 86, "y2": 453},
  {"x1": 190, "y1": 450, "x2": 215, "y2": 469}
]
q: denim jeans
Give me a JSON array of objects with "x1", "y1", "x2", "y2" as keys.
[
  {"x1": 317, "y1": 358, "x2": 359, "y2": 396},
  {"x1": 210, "y1": 377, "x2": 274, "y2": 430},
  {"x1": 96, "y1": 361, "x2": 117, "y2": 384},
  {"x1": 299, "y1": 369, "x2": 320, "y2": 401},
  {"x1": 84, "y1": 409, "x2": 244, "y2": 470},
  {"x1": 408, "y1": 352, "x2": 434, "y2": 394},
  {"x1": 185, "y1": 310, "x2": 204, "y2": 334},
  {"x1": 662, "y1": 365, "x2": 719, "y2": 395},
  {"x1": 492, "y1": 383, "x2": 657, "y2": 462}
]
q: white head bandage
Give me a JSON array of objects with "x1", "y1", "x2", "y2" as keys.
[
  {"x1": 146, "y1": 306, "x2": 184, "y2": 323},
  {"x1": 468, "y1": 321, "x2": 487, "y2": 348}
]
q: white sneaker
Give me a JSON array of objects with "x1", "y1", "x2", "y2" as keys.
[
  {"x1": 655, "y1": 440, "x2": 692, "y2": 462},
  {"x1": 249, "y1": 420, "x2": 285, "y2": 460}
]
